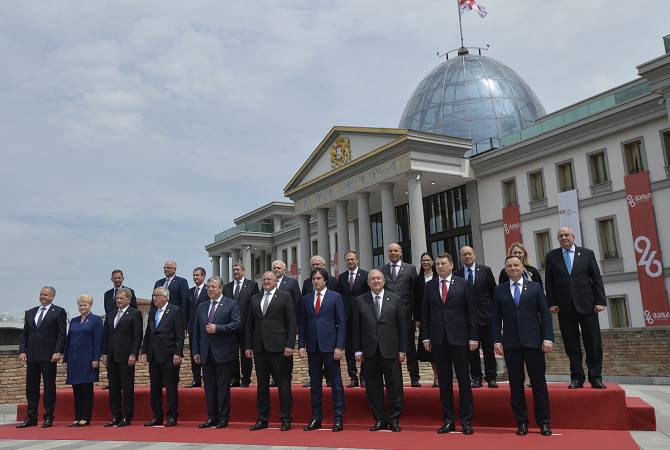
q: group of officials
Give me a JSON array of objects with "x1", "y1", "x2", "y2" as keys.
[{"x1": 18, "y1": 225, "x2": 608, "y2": 437}]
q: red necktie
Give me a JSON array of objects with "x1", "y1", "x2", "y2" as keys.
[
  {"x1": 441, "y1": 279, "x2": 449, "y2": 304},
  {"x1": 315, "y1": 291, "x2": 322, "y2": 315}
]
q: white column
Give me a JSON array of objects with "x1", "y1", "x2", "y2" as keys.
[
  {"x1": 212, "y1": 255, "x2": 221, "y2": 278},
  {"x1": 299, "y1": 214, "x2": 312, "y2": 283},
  {"x1": 231, "y1": 248, "x2": 240, "y2": 266},
  {"x1": 220, "y1": 252, "x2": 230, "y2": 283},
  {"x1": 380, "y1": 182, "x2": 397, "y2": 261},
  {"x1": 273, "y1": 215, "x2": 282, "y2": 232},
  {"x1": 242, "y1": 246, "x2": 252, "y2": 279},
  {"x1": 317, "y1": 208, "x2": 331, "y2": 269},
  {"x1": 407, "y1": 171, "x2": 427, "y2": 267},
  {"x1": 357, "y1": 192, "x2": 373, "y2": 270},
  {"x1": 335, "y1": 201, "x2": 350, "y2": 275},
  {"x1": 260, "y1": 250, "x2": 267, "y2": 274}
]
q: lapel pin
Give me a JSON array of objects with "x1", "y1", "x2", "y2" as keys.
[{"x1": 577, "y1": 252, "x2": 581, "y2": 257}]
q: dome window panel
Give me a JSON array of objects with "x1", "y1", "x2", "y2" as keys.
[
  {"x1": 467, "y1": 99, "x2": 497, "y2": 120},
  {"x1": 466, "y1": 80, "x2": 492, "y2": 99}
]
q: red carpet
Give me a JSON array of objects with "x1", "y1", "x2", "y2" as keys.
[{"x1": 15, "y1": 383, "x2": 654, "y2": 431}]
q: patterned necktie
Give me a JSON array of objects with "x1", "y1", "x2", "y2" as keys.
[
  {"x1": 262, "y1": 292, "x2": 271, "y2": 316},
  {"x1": 441, "y1": 279, "x2": 449, "y2": 303},
  {"x1": 375, "y1": 295, "x2": 382, "y2": 319},
  {"x1": 392, "y1": 264, "x2": 399, "y2": 281},
  {"x1": 564, "y1": 250, "x2": 573, "y2": 274},
  {"x1": 164, "y1": 278, "x2": 171, "y2": 288},
  {"x1": 315, "y1": 291, "x2": 322, "y2": 315},
  {"x1": 155, "y1": 308, "x2": 163, "y2": 327},
  {"x1": 114, "y1": 309, "x2": 122, "y2": 328},
  {"x1": 207, "y1": 301, "x2": 218, "y2": 323},
  {"x1": 349, "y1": 271, "x2": 355, "y2": 289},
  {"x1": 513, "y1": 282, "x2": 521, "y2": 306},
  {"x1": 234, "y1": 281, "x2": 241, "y2": 298},
  {"x1": 36, "y1": 307, "x2": 47, "y2": 328},
  {"x1": 467, "y1": 268, "x2": 474, "y2": 287},
  {"x1": 194, "y1": 287, "x2": 200, "y2": 302}
]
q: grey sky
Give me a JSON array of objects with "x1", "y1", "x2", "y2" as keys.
[{"x1": 0, "y1": 0, "x2": 667, "y2": 320}]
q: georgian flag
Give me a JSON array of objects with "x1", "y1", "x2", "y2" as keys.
[{"x1": 459, "y1": 0, "x2": 488, "y2": 18}]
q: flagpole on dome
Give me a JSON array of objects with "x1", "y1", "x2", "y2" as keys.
[{"x1": 456, "y1": 0, "x2": 465, "y2": 49}]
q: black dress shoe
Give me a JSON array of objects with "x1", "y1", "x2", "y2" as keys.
[
  {"x1": 117, "y1": 418, "x2": 131, "y2": 427},
  {"x1": 346, "y1": 378, "x2": 359, "y2": 388},
  {"x1": 302, "y1": 382, "x2": 311, "y2": 388},
  {"x1": 186, "y1": 380, "x2": 202, "y2": 388},
  {"x1": 389, "y1": 421, "x2": 401, "y2": 432},
  {"x1": 42, "y1": 418, "x2": 53, "y2": 428},
  {"x1": 326, "y1": 381, "x2": 332, "y2": 387},
  {"x1": 568, "y1": 380, "x2": 584, "y2": 389},
  {"x1": 68, "y1": 422, "x2": 80, "y2": 428},
  {"x1": 516, "y1": 422, "x2": 528, "y2": 435},
  {"x1": 102, "y1": 384, "x2": 109, "y2": 390},
  {"x1": 144, "y1": 418, "x2": 163, "y2": 427},
  {"x1": 269, "y1": 380, "x2": 278, "y2": 387},
  {"x1": 471, "y1": 378, "x2": 483, "y2": 388},
  {"x1": 78, "y1": 421, "x2": 90, "y2": 427},
  {"x1": 462, "y1": 424, "x2": 474, "y2": 435},
  {"x1": 280, "y1": 419, "x2": 291, "y2": 431},
  {"x1": 591, "y1": 379, "x2": 607, "y2": 389},
  {"x1": 437, "y1": 422, "x2": 455, "y2": 433},
  {"x1": 104, "y1": 418, "x2": 121, "y2": 427},
  {"x1": 360, "y1": 379, "x2": 365, "y2": 388},
  {"x1": 198, "y1": 418, "x2": 217, "y2": 428},
  {"x1": 487, "y1": 380, "x2": 499, "y2": 388},
  {"x1": 240, "y1": 380, "x2": 251, "y2": 388},
  {"x1": 165, "y1": 417, "x2": 177, "y2": 427},
  {"x1": 369, "y1": 420, "x2": 388, "y2": 431},
  {"x1": 249, "y1": 420, "x2": 268, "y2": 431},
  {"x1": 540, "y1": 424, "x2": 552, "y2": 436},
  {"x1": 410, "y1": 379, "x2": 421, "y2": 388},
  {"x1": 332, "y1": 420, "x2": 343, "y2": 432},
  {"x1": 16, "y1": 419, "x2": 37, "y2": 428},
  {"x1": 216, "y1": 420, "x2": 228, "y2": 429},
  {"x1": 303, "y1": 418, "x2": 321, "y2": 431}
]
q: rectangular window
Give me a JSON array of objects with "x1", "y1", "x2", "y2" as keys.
[
  {"x1": 662, "y1": 130, "x2": 670, "y2": 172},
  {"x1": 535, "y1": 230, "x2": 551, "y2": 270},
  {"x1": 282, "y1": 249, "x2": 288, "y2": 265},
  {"x1": 502, "y1": 178, "x2": 518, "y2": 207},
  {"x1": 589, "y1": 151, "x2": 609, "y2": 185},
  {"x1": 291, "y1": 246, "x2": 297, "y2": 265},
  {"x1": 395, "y1": 203, "x2": 411, "y2": 244},
  {"x1": 557, "y1": 161, "x2": 575, "y2": 192},
  {"x1": 609, "y1": 296, "x2": 630, "y2": 328},
  {"x1": 370, "y1": 212, "x2": 384, "y2": 267},
  {"x1": 597, "y1": 218, "x2": 620, "y2": 260},
  {"x1": 623, "y1": 139, "x2": 645, "y2": 174},
  {"x1": 528, "y1": 170, "x2": 545, "y2": 201},
  {"x1": 311, "y1": 240, "x2": 318, "y2": 257}
]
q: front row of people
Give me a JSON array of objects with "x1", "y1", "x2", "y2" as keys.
[{"x1": 18, "y1": 253, "x2": 554, "y2": 436}]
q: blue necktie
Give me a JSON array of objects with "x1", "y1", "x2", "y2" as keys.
[
  {"x1": 155, "y1": 309, "x2": 163, "y2": 328},
  {"x1": 467, "y1": 268, "x2": 474, "y2": 287},
  {"x1": 564, "y1": 250, "x2": 573, "y2": 274},
  {"x1": 513, "y1": 282, "x2": 521, "y2": 306}
]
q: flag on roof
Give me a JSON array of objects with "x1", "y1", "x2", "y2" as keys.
[{"x1": 459, "y1": 0, "x2": 488, "y2": 18}]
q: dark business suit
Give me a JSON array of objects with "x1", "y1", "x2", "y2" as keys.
[
  {"x1": 544, "y1": 246, "x2": 606, "y2": 383},
  {"x1": 103, "y1": 286, "x2": 137, "y2": 315},
  {"x1": 192, "y1": 296, "x2": 240, "y2": 423},
  {"x1": 492, "y1": 280, "x2": 553, "y2": 426},
  {"x1": 381, "y1": 261, "x2": 420, "y2": 382},
  {"x1": 353, "y1": 290, "x2": 406, "y2": 423},
  {"x1": 298, "y1": 289, "x2": 346, "y2": 421},
  {"x1": 277, "y1": 276, "x2": 302, "y2": 382},
  {"x1": 154, "y1": 276, "x2": 190, "y2": 324},
  {"x1": 20, "y1": 304, "x2": 67, "y2": 422},
  {"x1": 102, "y1": 306, "x2": 143, "y2": 421},
  {"x1": 224, "y1": 278, "x2": 260, "y2": 385},
  {"x1": 245, "y1": 289, "x2": 296, "y2": 421},
  {"x1": 141, "y1": 304, "x2": 185, "y2": 421},
  {"x1": 187, "y1": 284, "x2": 209, "y2": 384},
  {"x1": 421, "y1": 276, "x2": 478, "y2": 425},
  {"x1": 337, "y1": 268, "x2": 370, "y2": 383},
  {"x1": 455, "y1": 264, "x2": 498, "y2": 382}
]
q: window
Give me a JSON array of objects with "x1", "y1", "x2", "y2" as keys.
[
  {"x1": 282, "y1": 249, "x2": 288, "y2": 265},
  {"x1": 370, "y1": 212, "x2": 384, "y2": 268},
  {"x1": 609, "y1": 296, "x2": 630, "y2": 328},
  {"x1": 528, "y1": 170, "x2": 545, "y2": 201},
  {"x1": 588, "y1": 151, "x2": 609, "y2": 185},
  {"x1": 623, "y1": 139, "x2": 645, "y2": 174},
  {"x1": 425, "y1": 185, "x2": 472, "y2": 265},
  {"x1": 291, "y1": 246, "x2": 297, "y2": 265},
  {"x1": 662, "y1": 130, "x2": 670, "y2": 176},
  {"x1": 534, "y1": 230, "x2": 551, "y2": 270},
  {"x1": 557, "y1": 161, "x2": 575, "y2": 192},
  {"x1": 597, "y1": 217, "x2": 620, "y2": 260},
  {"x1": 311, "y1": 240, "x2": 318, "y2": 257},
  {"x1": 502, "y1": 178, "x2": 518, "y2": 207}
]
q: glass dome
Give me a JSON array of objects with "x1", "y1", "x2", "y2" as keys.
[{"x1": 399, "y1": 52, "x2": 546, "y2": 155}]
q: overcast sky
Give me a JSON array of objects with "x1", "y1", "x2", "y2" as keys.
[{"x1": 1, "y1": 0, "x2": 668, "y2": 320}]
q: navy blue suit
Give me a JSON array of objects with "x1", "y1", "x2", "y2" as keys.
[
  {"x1": 277, "y1": 275, "x2": 302, "y2": 382},
  {"x1": 492, "y1": 280, "x2": 553, "y2": 426},
  {"x1": 298, "y1": 289, "x2": 345, "y2": 421},
  {"x1": 154, "y1": 276, "x2": 190, "y2": 325},
  {"x1": 337, "y1": 268, "x2": 369, "y2": 382},
  {"x1": 187, "y1": 284, "x2": 209, "y2": 384}
]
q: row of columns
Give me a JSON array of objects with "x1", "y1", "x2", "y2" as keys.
[{"x1": 210, "y1": 245, "x2": 268, "y2": 285}]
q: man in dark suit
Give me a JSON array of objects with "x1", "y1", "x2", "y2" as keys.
[
  {"x1": 298, "y1": 268, "x2": 346, "y2": 432},
  {"x1": 421, "y1": 252, "x2": 478, "y2": 435},
  {"x1": 17, "y1": 286, "x2": 67, "y2": 428},
  {"x1": 245, "y1": 271, "x2": 296, "y2": 431},
  {"x1": 103, "y1": 270, "x2": 137, "y2": 315},
  {"x1": 154, "y1": 259, "x2": 190, "y2": 324},
  {"x1": 353, "y1": 269, "x2": 406, "y2": 432},
  {"x1": 140, "y1": 287, "x2": 185, "y2": 427},
  {"x1": 492, "y1": 255, "x2": 554, "y2": 436},
  {"x1": 224, "y1": 262, "x2": 259, "y2": 387},
  {"x1": 380, "y1": 243, "x2": 420, "y2": 387},
  {"x1": 455, "y1": 246, "x2": 498, "y2": 388},
  {"x1": 186, "y1": 267, "x2": 209, "y2": 388},
  {"x1": 192, "y1": 276, "x2": 240, "y2": 429},
  {"x1": 101, "y1": 288, "x2": 143, "y2": 427},
  {"x1": 337, "y1": 250, "x2": 369, "y2": 388},
  {"x1": 545, "y1": 226, "x2": 607, "y2": 389},
  {"x1": 272, "y1": 259, "x2": 302, "y2": 384}
]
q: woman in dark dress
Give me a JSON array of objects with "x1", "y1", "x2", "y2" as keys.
[
  {"x1": 414, "y1": 252, "x2": 439, "y2": 387},
  {"x1": 498, "y1": 242, "x2": 544, "y2": 289},
  {"x1": 64, "y1": 294, "x2": 103, "y2": 427}
]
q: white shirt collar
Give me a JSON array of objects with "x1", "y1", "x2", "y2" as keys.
[
  {"x1": 40, "y1": 303, "x2": 52, "y2": 310},
  {"x1": 465, "y1": 263, "x2": 476, "y2": 272},
  {"x1": 371, "y1": 289, "x2": 384, "y2": 299},
  {"x1": 439, "y1": 274, "x2": 452, "y2": 284},
  {"x1": 236, "y1": 277, "x2": 245, "y2": 285},
  {"x1": 563, "y1": 244, "x2": 576, "y2": 253},
  {"x1": 211, "y1": 295, "x2": 223, "y2": 303},
  {"x1": 118, "y1": 305, "x2": 129, "y2": 314},
  {"x1": 314, "y1": 287, "x2": 327, "y2": 300},
  {"x1": 509, "y1": 278, "x2": 524, "y2": 288},
  {"x1": 264, "y1": 287, "x2": 277, "y2": 297},
  {"x1": 348, "y1": 267, "x2": 358, "y2": 276}
]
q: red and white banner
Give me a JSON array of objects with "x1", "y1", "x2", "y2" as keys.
[
  {"x1": 624, "y1": 171, "x2": 670, "y2": 326},
  {"x1": 558, "y1": 189, "x2": 582, "y2": 246},
  {"x1": 459, "y1": 0, "x2": 488, "y2": 17},
  {"x1": 502, "y1": 205, "x2": 522, "y2": 251}
]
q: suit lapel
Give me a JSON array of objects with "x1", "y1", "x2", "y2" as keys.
[{"x1": 367, "y1": 293, "x2": 377, "y2": 320}]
